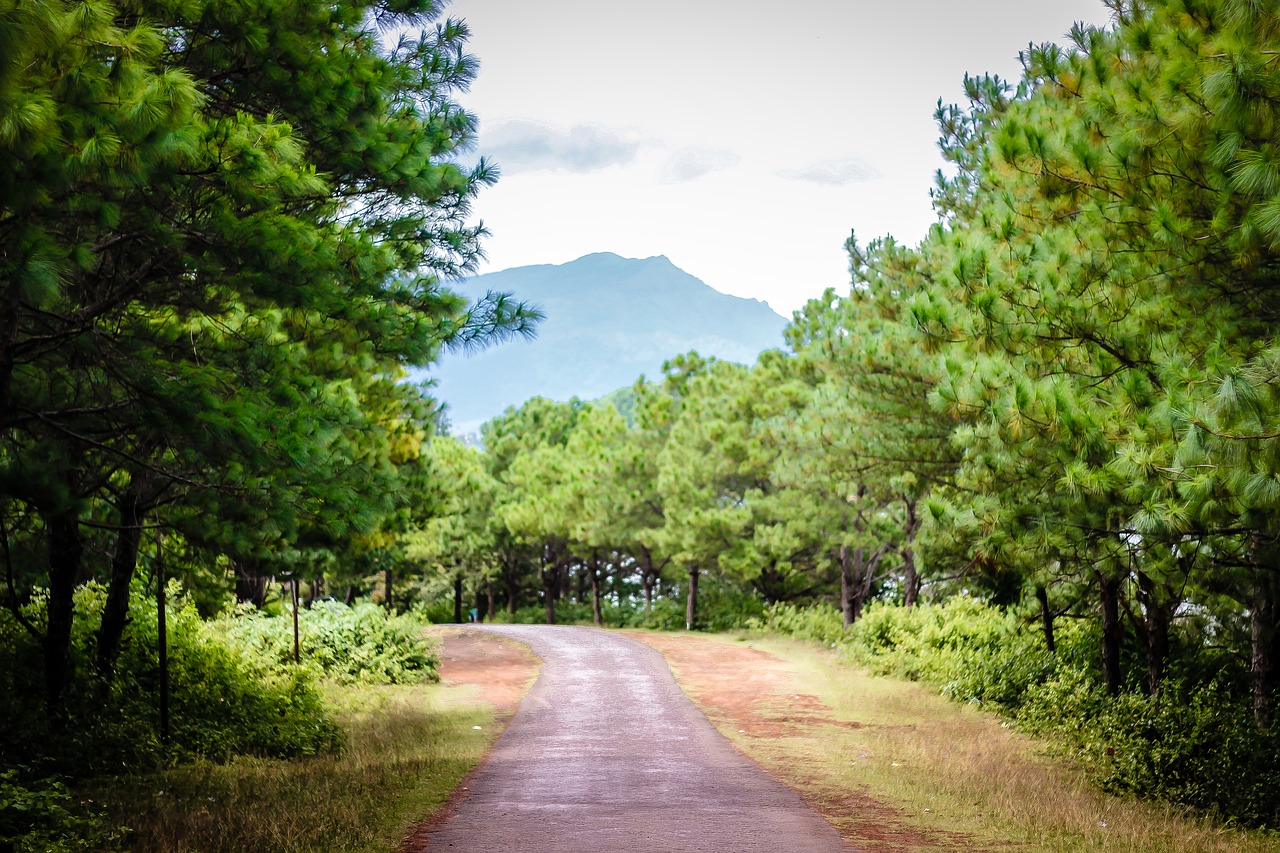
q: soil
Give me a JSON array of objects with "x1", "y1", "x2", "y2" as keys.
[
  {"x1": 626, "y1": 631, "x2": 983, "y2": 853},
  {"x1": 433, "y1": 626, "x2": 541, "y2": 717}
]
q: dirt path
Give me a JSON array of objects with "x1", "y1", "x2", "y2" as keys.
[{"x1": 409, "y1": 625, "x2": 854, "y2": 853}]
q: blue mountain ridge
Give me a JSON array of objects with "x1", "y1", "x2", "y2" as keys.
[{"x1": 417, "y1": 252, "x2": 790, "y2": 434}]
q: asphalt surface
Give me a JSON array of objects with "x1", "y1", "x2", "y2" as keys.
[{"x1": 418, "y1": 625, "x2": 854, "y2": 853}]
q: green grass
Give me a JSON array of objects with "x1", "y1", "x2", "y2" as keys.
[
  {"x1": 674, "y1": 633, "x2": 1280, "y2": 853},
  {"x1": 85, "y1": 681, "x2": 498, "y2": 852}
]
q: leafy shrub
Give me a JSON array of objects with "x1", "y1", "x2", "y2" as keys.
[
  {"x1": 0, "y1": 770, "x2": 124, "y2": 852},
  {"x1": 747, "y1": 602, "x2": 846, "y2": 645},
  {"x1": 0, "y1": 582, "x2": 342, "y2": 778},
  {"x1": 216, "y1": 600, "x2": 439, "y2": 685}
]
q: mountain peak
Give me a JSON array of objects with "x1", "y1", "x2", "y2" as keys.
[{"x1": 422, "y1": 254, "x2": 789, "y2": 434}]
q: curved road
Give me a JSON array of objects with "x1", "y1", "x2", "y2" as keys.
[{"x1": 418, "y1": 625, "x2": 853, "y2": 852}]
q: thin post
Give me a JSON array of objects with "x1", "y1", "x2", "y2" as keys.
[
  {"x1": 156, "y1": 535, "x2": 169, "y2": 746},
  {"x1": 292, "y1": 575, "x2": 300, "y2": 664}
]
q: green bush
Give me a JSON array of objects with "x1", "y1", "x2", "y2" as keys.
[
  {"x1": 0, "y1": 582, "x2": 342, "y2": 779},
  {"x1": 747, "y1": 602, "x2": 846, "y2": 645},
  {"x1": 216, "y1": 600, "x2": 439, "y2": 685},
  {"x1": 0, "y1": 770, "x2": 124, "y2": 852}
]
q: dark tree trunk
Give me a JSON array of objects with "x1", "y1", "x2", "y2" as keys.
[
  {"x1": 453, "y1": 572, "x2": 464, "y2": 623},
  {"x1": 1035, "y1": 585, "x2": 1056, "y2": 654},
  {"x1": 576, "y1": 565, "x2": 588, "y2": 604},
  {"x1": 590, "y1": 554, "x2": 603, "y2": 626},
  {"x1": 344, "y1": 584, "x2": 357, "y2": 606},
  {"x1": 901, "y1": 548, "x2": 919, "y2": 607},
  {"x1": 1250, "y1": 535, "x2": 1280, "y2": 729},
  {"x1": 506, "y1": 557, "x2": 519, "y2": 614},
  {"x1": 1135, "y1": 570, "x2": 1170, "y2": 697},
  {"x1": 45, "y1": 512, "x2": 82, "y2": 711},
  {"x1": 96, "y1": 491, "x2": 147, "y2": 681},
  {"x1": 1097, "y1": 569, "x2": 1124, "y2": 696},
  {"x1": 486, "y1": 579, "x2": 496, "y2": 621},
  {"x1": 385, "y1": 567, "x2": 394, "y2": 613},
  {"x1": 543, "y1": 569, "x2": 557, "y2": 625},
  {"x1": 306, "y1": 576, "x2": 322, "y2": 607},
  {"x1": 543, "y1": 547, "x2": 557, "y2": 625},
  {"x1": 686, "y1": 567, "x2": 699, "y2": 631},
  {"x1": 901, "y1": 498, "x2": 921, "y2": 607},
  {"x1": 235, "y1": 560, "x2": 269, "y2": 607},
  {"x1": 840, "y1": 546, "x2": 854, "y2": 630}
]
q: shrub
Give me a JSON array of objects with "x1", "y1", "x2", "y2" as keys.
[
  {"x1": 0, "y1": 582, "x2": 342, "y2": 779},
  {"x1": 216, "y1": 601, "x2": 439, "y2": 685},
  {"x1": 0, "y1": 770, "x2": 124, "y2": 852},
  {"x1": 747, "y1": 602, "x2": 846, "y2": 645}
]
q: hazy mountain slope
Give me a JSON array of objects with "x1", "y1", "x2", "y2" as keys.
[{"x1": 420, "y1": 253, "x2": 789, "y2": 434}]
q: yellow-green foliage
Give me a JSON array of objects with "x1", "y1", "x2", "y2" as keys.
[{"x1": 215, "y1": 600, "x2": 439, "y2": 685}]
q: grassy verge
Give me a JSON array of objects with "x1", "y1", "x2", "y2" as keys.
[
  {"x1": 85, "y1": 636, "x2": 527, "y2": 853},
  {"x1": 646, "y1": 632, "x2": 1280, "y2": 853}
]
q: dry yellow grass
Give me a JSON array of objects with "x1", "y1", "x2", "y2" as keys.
[
  {"x1": 87, "y1": 683, "x2": 496, "y2": 853},
  {"x1": 655, "y1": 632, "x2": 1280, "y2": 853}
]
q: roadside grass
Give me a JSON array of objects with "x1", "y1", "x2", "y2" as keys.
[
  {"x1": 85, "y1": 677, "x2": 498, "y2": 852},
  {"x1": 662, "y1": 632, "x2": 1280, "y2": 853}
]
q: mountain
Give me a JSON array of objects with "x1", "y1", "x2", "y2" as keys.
[{"x1": 420, "y1": 253, "x2": 790, "y2": 434}]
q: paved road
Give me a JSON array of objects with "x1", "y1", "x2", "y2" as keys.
[{"x1": 417, "y1": 625, "x2": 854, "y2": 853}]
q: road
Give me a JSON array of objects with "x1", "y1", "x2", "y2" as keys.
[{"x1": 415, "y1": 624, "x2": 854, "y2": 853}]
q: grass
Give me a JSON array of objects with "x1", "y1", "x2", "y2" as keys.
[
  {"x1": 661, "y1": 632, "x2": 1280, "y2": 853},
  {"x1": 85, "y1": 681, "x2": 499, "y2": 852}
]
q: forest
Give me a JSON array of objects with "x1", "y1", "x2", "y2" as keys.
[{"x1": 4, "y1": 0, "x2": 1280, "y2": 847}]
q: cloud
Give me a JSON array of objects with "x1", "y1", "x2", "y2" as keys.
[
  {"x1": 481, "y1": 120, "x2": 644, "y2": 175},
  {"x1": 661, "y1": 147, "x2": 742, "y2": 183},
  {"x1": 778, "y1": 157, "x2": 881, "y2": 186}
]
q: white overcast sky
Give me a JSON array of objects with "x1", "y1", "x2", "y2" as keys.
[{"x1": 445, "y1": 0, "x2": 1114, "y2": 317}]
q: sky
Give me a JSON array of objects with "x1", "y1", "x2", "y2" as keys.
[{"x1": 444, "y1": 0, "x2": 1114, "y2": 317}]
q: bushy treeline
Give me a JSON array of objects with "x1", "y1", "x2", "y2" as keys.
[{"x1": 755, "y1": 600, "x2": 1280, "y2": 827}]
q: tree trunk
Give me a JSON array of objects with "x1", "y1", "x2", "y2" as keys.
[
  {"x1": 306, "y1": 576, "x2": 322, "y2": 607},
  {"x1": 96, "y1": 491, "x2": 147, "y2": 681},
  {"x1": 344, "y1": 584, "x2": 357, "y2": 606},
  {"x1": 385, "y1": 567, "x2": 394, "y2": 613},
  {"x1": 1250, "y1": 535, "x2": 1280, "y2": 729},
  {"x1": 590, "y1": 555, "x2": 603, "y2": 626},
  {"x1": 1135, "y1": 570, "x2": 1169, "y2": 698},
  {"x1": 839, "y1": 545, "x2": 854, "y2": 630},
  {"x1": 506, "y1": 558, "x2": 519, "y2": 614},
  {"x1": 543, "y1": 547, "x2": 558, "y2": 625},
  {"x1": 576, "y1": 565, "x2": 588, "y2": 604},
  {"x1": 486, "y1": 579, "x2": 496, "y2": 621},
  {"x1": 1035, "y1": 585, "x2": 1056, "y2": 653},
  {"x1": 901, "y1": 497, "x2": 921, "y2": 607},
  {"x1": 1097, "y1": 569, "x2": 1124, "y2": 696},
  {"x1": 453, "y1": 571, "x2": 464, "y2": 623},
  {"x1": 44, "y1": 511, "x2": 82, "y2": 712},
  {"x1": 685, "y1": 567, "x2": 699, "y2": 631},
  {"x1": 543, "y1": 567, "x2": 557, "y2": 625},
  {"x1": 235, "y1": 560, "x2": 269, "y2": 607}
]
